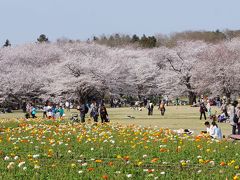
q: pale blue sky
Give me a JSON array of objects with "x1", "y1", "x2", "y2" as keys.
[{"x1": 0, "y1": 0, "x2": 240, "y2": 45}]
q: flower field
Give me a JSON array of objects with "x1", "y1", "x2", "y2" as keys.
[{"x1": 0, "y1": 118, "x2": 240, "y2": 179}]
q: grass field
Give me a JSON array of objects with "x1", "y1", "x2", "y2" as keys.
[
  {"x1": 0, "y1": 105, "x2": 232, "y2": 136},
  {"x1": 1, "y1": 105, "x2": 240, "y2": 179}
]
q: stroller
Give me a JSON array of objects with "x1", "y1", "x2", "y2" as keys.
[{"x1": 70, "y1": 112, "x2": 79, "y2": 122}]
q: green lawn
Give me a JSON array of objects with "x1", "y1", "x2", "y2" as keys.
[{"x1": 0, "y1": 106, "x2": 232, "y2": 136}]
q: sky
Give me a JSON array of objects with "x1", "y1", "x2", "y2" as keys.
[{"x1": 0, "y1": 0, "x2": 240, "y2": 45}]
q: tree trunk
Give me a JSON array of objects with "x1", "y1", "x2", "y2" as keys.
[{"x1": 188, "y1": 91, "x2": 196, "y2": 105}]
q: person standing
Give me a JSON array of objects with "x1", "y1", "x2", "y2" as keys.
[
  {"x1": 99, "y1": 103, "x2": 109, "y2": 123},
  {"x1": 43, "y1": 103, "x2": 48, "y2": 118},
  {"x1": 221, "y1": 101, "x2": 229, "y2": 118},
  {"x1": 176, "y1": 97, "x2": 179, "y2": 106},
  {"x1": 90, "y1": 100, "x2": 99, "y2": 123},
  {"x1": 199, "y1": 102, "x2": 207, "y2": 120},
  {"x1": 65, "y1": 101, "x2": 70, "y2": 111},
  {"x1": 31, "y1": 105, "x2": 37, "y2": 118},
  {"x1": 59, "y1": 106, "x2": 64, "y2": 120},
  {"x1": 147, "y1": 101, "x2": 154, "y2": 116},
  {"x1": 165, "y1": 96, "x2": 169, "y2": 106},
  {"x1": 206, "y1": 100, "x2": 212, "y2": 118},
  {"x1": 159, "y1": 102, "x2": 166, "y2": 116},
  {"x1": 78, "y1": 101, "x2": 88, "y2": 123},
  {"x1": 229, "y1": 101, "x2": 239, "y2": 135}
]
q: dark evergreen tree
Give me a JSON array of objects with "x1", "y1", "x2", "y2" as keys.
[
  {"x1": 3, "y1": 39, "x2": 11, "y2": 47},
  {"x1": 131, "y1": 34, "x2": 140, "y2": 42},
  {"x1": 37, "y1": 34, "x2": 49, "y2": 43}
]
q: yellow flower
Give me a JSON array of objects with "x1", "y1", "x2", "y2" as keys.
[
  {"x1": 95, "y1": 159, "x2": 102, "y2": 163},
  {"x1": 233, "y1": 175, "x2": 238, "y2": 180},
  {"x1": 181, "y1": 162, "x2": 187, "y2": 166},
  {"x1": 71, "y1": 163, "x2": 76, "y2": 168},
  {"x1": 116, "y1": 155, "x2": 121, "y2": 159},
  {"x1": 137, "y1": 161, "x2": 143, "y2": 166},
  {"x1": 199, "y1": 159, "x2": 204, "y2": 164}
]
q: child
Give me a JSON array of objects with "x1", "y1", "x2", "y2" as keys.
[
  {"x1": 31, "y1": 105, "x2": 37, "y2": 118},
  {"x1": 59, "y1": 106, "x2": 64, "y2": 119}
]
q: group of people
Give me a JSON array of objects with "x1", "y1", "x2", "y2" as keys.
[
  {"x1": 204, "y1": 121, "x2": 222, "y2": 139},
  {"x1": 77, "y1": 100, "x2": 109, "y2": 123},
  {"x1": 43, "y1": 103, "x2": 65, "y2": 119},
  {"x1": 26, "y1": 103, "x2": 37, "y2": 118},
  {"x1": 145, "y1": 100, "x2": 166, "y2": 116},
  {"x1": 24, "y1": 100, "x2": 110, "y2": 124},
  {"x1": 199, "y1": 97, "x2": 240, "y2": 135}
]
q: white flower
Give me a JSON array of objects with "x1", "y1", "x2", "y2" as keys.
[
  {"x1": 23, "y1": 167, "x2": 27, "y2": 171},
  {"x1": 18, "y1": 162, "x2": 25, "y2": 168},
  {"x1": 115, "y1": 171, "x2": 121, "y2": 174},
  {"x1": 34, "y1": 165, "x2": 40, "y2": 169},
  {"x1": 82, "y1": 163, "x2": 88, "y2": 166},
  {"x1": 78, "y1": 170, "x2": 83, "y2": 174},
  {"x1": 197, "y1": 170, "x2": 202, "y2": 174},
  {"x1": 90, "y1": 148, "x2": 94, "y2": 151},
  {"x1": 159, "y1": 145, "x2": 167, "y2": 148},
  {"x1": 160, "y1": 172, "x2": 165, "y2": 175},
  {"x1": 142, "y1": 154, "x2": 147, "y2": 158},
  {"x1": 68, "y1": 150, "x2": 72, "y2": 153},
  {"x1": 126, "y1": 174, "x2": 132, "y2": 178},
  {"x1": 59, "y1": 141, "x2": 63, "y2": 145},
  {"x1": 110, "y1": 140, "x2": 115, "y2": 144},
  {"x1": 197, "y1": 156, "x2": 202, "y2": 159},
  {"x1": 154, "y1": 177, "x2": 159, "y2": 180},
  {"x1": 7, "y1": 162, "x2": 15, "y2": 169},
  {"x1": 33, "y1": 154, "x2": 40, "y2": 158},
  {"x1": 4, "y1": 156, "x2": 10, "y2": 161},
  {"x1": 209, "y1": 161, "x2": 215, "y2": 166},
  {"x1": 14, "y1": 156, "x2": 19, "y2": 160}
]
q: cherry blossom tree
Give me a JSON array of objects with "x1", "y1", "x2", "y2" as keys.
[
  {"x1": 196, "y1": 38, "x2": 240, "y2": 99},
  {"x1": 154, "y1": 41, "x2": 207, "y2": 104}
]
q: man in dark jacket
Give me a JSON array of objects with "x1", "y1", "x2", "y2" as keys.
[
  {"x1": 78, "y1": 101, "x2": 88, "y2": 123},
  {"x1": 200, "y1": 102, "x2": 207, "y2": 120}
]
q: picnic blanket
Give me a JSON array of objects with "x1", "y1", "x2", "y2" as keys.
[{"x1": 229, "y1": 134, "x2": 240, "y2": 140}]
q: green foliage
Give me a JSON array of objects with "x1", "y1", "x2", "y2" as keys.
[
  {"x1": 37, "y1": 34, "x2": 49, "y2": 43},
  {"x1": 139, "y1": 35, "x2": 157, "y2": 48},
  {"x1": 3, "y1": 39, "x2": 11, "y2": 47}
]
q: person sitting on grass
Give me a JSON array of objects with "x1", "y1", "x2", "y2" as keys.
[
  {"x1": 218, "y1": 113, "x2": 227, "y2": 123},
  {"x1": 210, "y1": 121, "x2": 222, "y2": 139},
  {"x1": 204, "y1": 121, "x2": 213, "y2": 135}
]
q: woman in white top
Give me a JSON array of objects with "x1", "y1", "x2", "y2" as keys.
[{"x1": 210, "y1": 121, "x2": 222, "y2": 139}]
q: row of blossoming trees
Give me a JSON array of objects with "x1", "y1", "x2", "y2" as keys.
[{"x1": 0, "y1": 38, "x2": 240, "y2": 106}]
